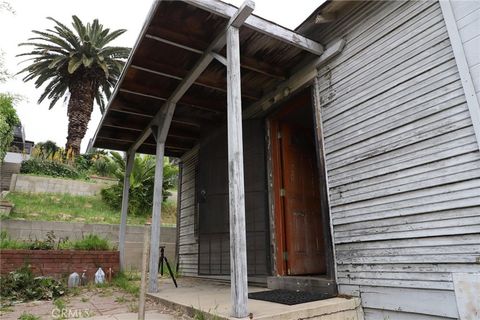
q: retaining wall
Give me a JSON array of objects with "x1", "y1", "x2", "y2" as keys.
[
  {"x1": 0, "y1": 249, "x2": 119, "y2": 280},
  {"x1": 9, "y1": 174, "x2": 116, "y2": 196},
  {"x1": 1, "y1": 220, "x2": 177, "y2": 271}
]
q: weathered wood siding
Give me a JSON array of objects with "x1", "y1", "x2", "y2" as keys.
[
  {"x1": 177, "y1": 147, "x2": 199, "y2": 276},
  {"x1": 311, "y1": 0, "x2": 480, "y2": 319},
  {"x1": 450, "y1": 0, "x2": 480, "y2": 102}
]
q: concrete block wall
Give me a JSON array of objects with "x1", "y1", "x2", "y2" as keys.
[
  {"x1": 0, "y1": 220, "x2": 176, "y2": 271},
  {"x1": 9, "y1": 174, "x2": 116, "y2": 196}
]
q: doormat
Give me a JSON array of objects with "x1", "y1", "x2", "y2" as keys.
[{"x1": 248, "y1": 289, "x2": 330, "y2": 305}]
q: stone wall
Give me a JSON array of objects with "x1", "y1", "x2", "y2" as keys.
[
  {"x1": 0, "y1": 249, "x2": 119, "y2": 280},
  {"x1": 1, "y1": 220, "x2": 177, "y2": 271},
  {"x1": 9, "y1": 174, "x2": 116, "y2": 196}
]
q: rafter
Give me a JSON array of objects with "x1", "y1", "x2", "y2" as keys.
[
  {"x1": 145, "y1": 31, "x2": 287, "y2": 80},
  {"x1": 183, "y1": 0, "x2": 324, "y2": 55},
  {"x1": 129, "y1": 0, "x2": 254, "y2": 154}
]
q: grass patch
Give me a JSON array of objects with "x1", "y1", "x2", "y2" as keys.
[
  {"x1": 4, "y1": 192, "x2": 177, "y2": 225},
  {"x1": 18, "y1": 313, "x2": 41, "y2": 320},
  {"x1": 112, "y1": 272, "x2": 140, "y2": 296}
]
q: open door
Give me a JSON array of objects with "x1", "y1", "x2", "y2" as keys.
[{"x1": 269, "y1": 89, "x2": 327, "y2": 276}]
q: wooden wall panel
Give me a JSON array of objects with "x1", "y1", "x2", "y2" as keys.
[
  {"x1": 309, "y1": 0, "x2": 480, "y2": 318},
  {"x1": 177, "y1": 147, "x2": 199, "y2": 276}
]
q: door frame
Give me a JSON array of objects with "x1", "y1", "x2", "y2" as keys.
[{"x1": 266, "y1": 85, "x2": 336, "y2": 280}]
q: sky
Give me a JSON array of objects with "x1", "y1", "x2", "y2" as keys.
[{"x1": 0, "y1": 0, "x2": 322, "y2": 153}]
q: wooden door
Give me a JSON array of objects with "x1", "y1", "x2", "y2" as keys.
[{"x1": 280, "y1": 122, "x2": 326, "y2": 275}]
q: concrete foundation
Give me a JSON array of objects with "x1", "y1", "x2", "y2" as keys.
[{"x1": 148, "y1": 277, "x2": 364, "y2": 320}]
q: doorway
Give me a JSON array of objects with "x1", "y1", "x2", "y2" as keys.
[{"x1": 269, "y1": 88, "x2": 327, "y2": 276}]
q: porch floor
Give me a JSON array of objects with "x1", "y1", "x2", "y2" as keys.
[{"x1": 148, "y1": 277, "x2": 364, "y2": 320}]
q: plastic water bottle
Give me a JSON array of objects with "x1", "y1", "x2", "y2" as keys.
[
  {"x1": 94, "y1": 267, "x2": 105, "y2": 284},
  {"x1": 68, "y1": 272, "x2": 80, "y2": 288}
]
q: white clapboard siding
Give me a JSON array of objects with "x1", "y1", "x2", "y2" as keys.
[
  {"x1": 177, "y1": 148, "x2": 199, "y2": 276},
  {"x1": 312, "y1": 1, "x2": 480, "y2": 318}
]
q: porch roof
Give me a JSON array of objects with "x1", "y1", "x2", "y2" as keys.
[{"x1": 91, "y1": 0, "x2": 325, "y2": 157}]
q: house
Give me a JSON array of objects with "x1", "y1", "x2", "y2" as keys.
[
  {"x1": 91, "y1": 0, "x2": 480, "y2": 319},
  {"x1": 1, "y1": 122, "x2": 34, "y2": 191}
]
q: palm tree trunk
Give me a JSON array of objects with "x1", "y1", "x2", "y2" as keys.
[{"x1": 66, "y1": 77, "x2": 95, "y2": 155}]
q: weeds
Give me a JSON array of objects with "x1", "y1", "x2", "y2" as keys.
[
  {"x1": 0, "y1": 265, "x2": 65, "y2": 304},
  {"x1": 17, "y1": 313, "x2": 40, "y2": 320},
  {"x1": 112, "y1": 272, "x2": 140, "y2": 296}
]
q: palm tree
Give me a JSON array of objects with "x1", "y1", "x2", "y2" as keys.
[{"x1": 18, "y1": 16, "x2": 130, "y2": 155}]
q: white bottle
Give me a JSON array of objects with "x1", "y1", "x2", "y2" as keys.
[
  {"x1": 94, "y1": 267, "x2": 105, "y2": 284},
  {"x1": 68, "y1": 272, "x2": 80, "y2": 288}
]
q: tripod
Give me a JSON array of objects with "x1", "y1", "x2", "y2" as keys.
[{"x1": 158, "y1": 246, "x2": 178, "y2": 288}]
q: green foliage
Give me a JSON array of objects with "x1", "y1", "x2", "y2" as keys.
[
  {"x1": 62, "y1": 234, "x2": 112, "y2": 251},
  {"x1": 111, "y1": 272, "x2": 140, "y2": 296},
  {"x1": 0, "y1": 265, "x2": 65, "y2": 303},
  {"x1": 20, "y1": 158, "x2": 83, "y2": 179},
  {"x1": 5, "y1": 192, "x2": 152, "y2": 225},
  {"x1": 0, "y1": 231, "x2": 30, "y2": 249},
  {"x1": 17, "y1": 16, "x2": 130, "y2": 112},
  {"x1": 0, "y1": 230, "x2": 112, "y2": 251},
  {"x1": 18, "y1": 313, "x2": 41, "y2": 320},
  {"x1": 0, "y1": 94, "x2": 20, "y2": 161},
  {"x1": 101, "y1": 153, "x2": 178, "y2": 216}
]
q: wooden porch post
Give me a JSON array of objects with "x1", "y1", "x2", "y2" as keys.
[
  {"x1": 148, "y1": 131, "x2": 165, "y2": 293},
  {"x1": 227, "y1": 25, "x2": 248, "y2": 318},
  {"x1": 148, "y1": 101, "x2": 176, "y2": 293},
  {"x1": 119, "y1": 151, "x2": 135, "y2": 272}
]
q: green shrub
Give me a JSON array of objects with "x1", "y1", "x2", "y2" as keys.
[
  {"x1": 0, "y1": 94, "x2": 20, "y2": 162},
  {"x1": 0, "y1": 231, "x2": 30, "y2": 249},
  {"x1": 1, "y1": 231, "x2": 112, "y2": 251},
  {"x1": 101, "y1": 153, "x2": 178, "y2": 216},
  {"x1": 0, "y1": 265, "x2": 65, "y2": 303},
  {"x1": 69, "y1": 234, "x2": 112, "y2": 251},
  {"x1": 20, "y1": 158, "x2": 82, "y2": 179}
]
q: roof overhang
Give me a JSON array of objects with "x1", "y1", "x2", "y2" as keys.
[{"x1": 92, "y1": 0, "x2": 328, "y2": 157}]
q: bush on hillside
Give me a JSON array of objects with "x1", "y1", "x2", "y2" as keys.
[{"x1": 20, "y1": 158, "x2": 82, "y2": 179}]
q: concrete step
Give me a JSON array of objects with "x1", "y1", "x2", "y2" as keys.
[{"x1": 267, "y1": 276, "x2": 337, "y2": 297}]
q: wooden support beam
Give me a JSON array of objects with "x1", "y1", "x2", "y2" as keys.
[
  {"x1": 119, "y1": 88, "x2": 223, "y2": 114},
  {"x1": 148, "y1": 128, "x2": 165, "y2": 293},
  {"x1": 225, "y1": 2, "x2": 254, "y2": 318},
  {"x1": 227, "y1": 24, "x2": 249, "y2": 318},
  {"x1": 145, "y1": 32, "x2": 286, "y2": 80},
  {"x1": 211, "y1": 52, "x2": 227, "y2": 66},
  {"x1": 243, "y1": 38, "x2": 345, "y2": 119},
  {"x1": 183, "y1": 0, "x2": 324, "y2": 55},
  {"x1": 130, "y1": 64, "x2": 260, "y2": 100},
  {"x1": 129, "y1": 0, "x2": 255, "y2": 155},
  {"x1": 119, "y1": 151, "x2": 135, "y2": 272}
]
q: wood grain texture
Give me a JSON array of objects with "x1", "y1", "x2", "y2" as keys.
[
  {"x1": 227, "y1": 25, "x2": 248, "y2": 318},
  {"x1": 306, "y1": 1, "x2": 480, "y2": 318},
  {"x1": 119, "y1": 152, "x2": 135, "y2": 272}
]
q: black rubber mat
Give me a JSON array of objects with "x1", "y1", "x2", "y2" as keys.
[{"x1": 248, "y1": 289, "x2": 330, "y2": 305}]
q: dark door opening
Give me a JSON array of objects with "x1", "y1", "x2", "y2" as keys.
[{"x1": 269, "y1": 89, "x2": 327, "y2": 276}]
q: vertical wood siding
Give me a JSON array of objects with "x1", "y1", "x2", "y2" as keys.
[
  {"x1": 177, "y1": 147, "x2": 199, "y2": 276},
  {"x1": 311, "y1": 1, "x2": 480, "y2": 318}
]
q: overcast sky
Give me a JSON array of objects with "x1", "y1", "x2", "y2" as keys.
[{"x1": 0, "y1": 0, "x2": 322, "y2": 152}]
